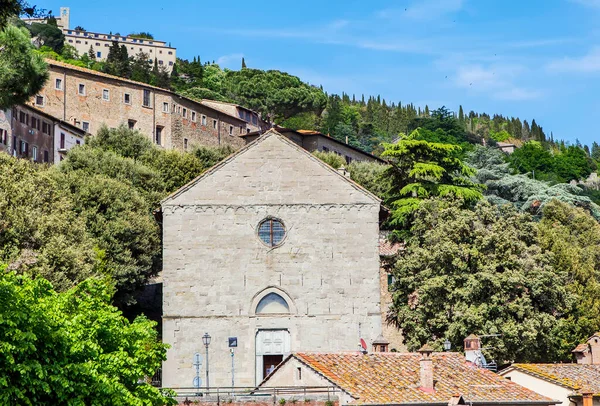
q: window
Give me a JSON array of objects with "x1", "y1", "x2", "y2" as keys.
[
  {"x1": 60, "y1": 133, "x2": 65, "y2": 149},
  {"x1": 85, "y1": 41, "x2": 88, "y2": 45},
  {"x1": 55, "y1": 78, "x2": 63, "y2": 90},
  {"x1": 387, "y1": 274, "x2": 396, "y2": 292},
  {"x1": 297, "y1": 367, "x2": 302, "y2": 380},
  {"x1": 256, "y1": 293, "x2": 290, "y2": 314},
  {"x1": 102, "y1": 89, "x2": 109, "y2": 101},
  {"x1": 213, "y1": 119, "x2": 217, "y2": 129},
  {"x1": 20, "y1": 140, "x2": 28, "y2": 155},
  {"x1": 163, "y1": 102, "x2": 169, "y2": 113},
  {"x1": 78, "y1": 84, "x2": 86, "y2": 95},
  {"x1": 158, "y1": 60, "x2": 163, "y2": 65},
  {"x1": 124, "y1": 93, "x2": 131, "y2": 104},
  {"x1": 75, "y1": 40, "x2": 81, "y2": 44},
  {"x1": 128, "y1": 119, "x2": 136, "y2": 130},
  {"x1": 97, "y1": 51, "x2": 102, "y2": 58},
  {"x1": 44, "y1": 150, "x2": 49, "y2": 163},
  {"x1": 76, "y1": 140, "x2": 81, "y2": 145},
  {"x1": 240, "y1": 125, "x2": 243, "y2": 134},
  {"x1": 229, "y1": 125, "x2": 233, "y2": 136},
  {"x1": 168, "y1": 51, "x2": 173, "y2": 55},
  {"x1": 95, "y1": 42, "x2": 100, "y2": 46},
  {"x1": 201, "y1": 115, "x2": 206, "y2": 125},
  {"x1": 191, "y1": 111, "x2": 196, "y2": 122},
  {"x1": 168, "y1": 61, "x2": 173, "y2": 66},
  {"x1": 82, "y1": 122, "x2": 90, "y2": 132},
  {"x1": 42, "y1": 121, "x2": 50, "y2": 135},
  {"x1": 35, "y1": 95, "x2": 44, "y2": 106},
  {"x1": 143, "y1": 89, "x2": 151, "y2": 107},
  {"x1": 0, "y1": 129, "x2": 5, "y2": 145},
  {"x1": 184, "y1": 138, "x2": 188, "y2": 151},
  {"x1": 258, "y1": 218, "x2": 286, "y2": 247},
  {"x1": 68, "y1": 39, "x2": 73, "y2": 43},
  {"x1": 31, "y1": 117, "x2": 37, "y2": 130},
  {"x1": 155, "y1": 126, "x2": 163, "y2": 145},
  {"x1": 182, "y1": 108, "x2": 187, "y2": 118},
  {"x1": 19, "y1": 111, "x2": 26, "y2": 124},
  {"x1": 32, "y1": 146, "x2": 38, "y2": 161}
]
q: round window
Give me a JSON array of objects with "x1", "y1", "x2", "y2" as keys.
[{"x1": 258, "y1": 218, "x2": 286, "y2": 247}]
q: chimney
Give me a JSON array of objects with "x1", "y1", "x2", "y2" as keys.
[
  {"x1": 464, "y1": 334, "x2": 481, "y2": 364},
  {"x1": 583, "y1": 392, "x2": 593, "y2": 406},
  {"x1": 418, "y1": 344, "x2": 434, "y2": 392},
  {"x1": 589, "y1": 335, "x2": 600, "y2": 365}
]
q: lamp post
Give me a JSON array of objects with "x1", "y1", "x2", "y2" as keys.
[
  {"x1": 202, "y1": 333, "x2": 211, "y2": 392},
  {"x1": 443, "y1": 339, "x2": 452, "y2": 352}
]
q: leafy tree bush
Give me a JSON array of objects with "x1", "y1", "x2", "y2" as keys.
[
  {"x1": 347, "y1": 160, "x2": 391, "y2": 198},
  {"x1": 312, "y1": 151, "x2": 346, "y2": 169},
  {"x1": 0, "y1": 155, "x2": 99, "y2": 291},
  {"x1": 468, "y1": 146, "x2": 600, "y2": 218},
  {"x1": 538, "y1": 200, "x2": 600, "y2": 359},
  {"x1": 388, "y1": 199, "x2": 574, "y2": 362},
  {"x1": 0, "y1": 270, "x2": 175, "y2": 405},
  {"x1": 27, "y1": 21, "x2": 64, "y2": 52},
  {"x1": 0, "y1": 25, "x2": 48, "y2": 109},
  {"x1": 381, "y1": 130, "x2": 483, "y2": 231}
]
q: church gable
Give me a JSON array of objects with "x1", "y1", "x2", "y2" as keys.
[{"x1": 162, "y1": 130, "x2": 381, "y2": 207}]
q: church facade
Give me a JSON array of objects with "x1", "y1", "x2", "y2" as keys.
[{"x1": 160, "y1": 130, "x2": 384, "y2": 388}]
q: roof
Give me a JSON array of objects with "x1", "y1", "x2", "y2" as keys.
[
  {"x1": 573, "y1": 344, "x2": 589, "y2": 353},
  {"x1": 45, "y1": 60, "x2": 246, "y2": 124},
  {"x1": 19, "y1": 104, "x2": 87, "y2": 136},
  {"x1": 379, "y1": 232, "x2": 403, "y2": 257},
  {"x1": 262, "y1": 352, "x2": 556, "y2": 405},
  {"x1": 243, "y1": 126, "x2": 386, "y2": 164},
  {"x1": 503, "y1": 364, "x2": 600, "y2": 395},
  {"x1": 160, "y1": 129, "x2": 382, "y2": 206}
]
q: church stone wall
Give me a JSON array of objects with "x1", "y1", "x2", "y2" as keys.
[{"x1": 161, "y1": 133, "x2": 382, "y2": 389}]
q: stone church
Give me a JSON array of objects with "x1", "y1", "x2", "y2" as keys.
[{"x1": 160, "y1": 129, "x2": 396, "y2": 389}]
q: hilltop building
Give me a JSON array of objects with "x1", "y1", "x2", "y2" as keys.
[
  {"x1": 160, "y1": 130, "x2": 391, "y2": 388},
  {"x1": 260, "y1": 350, "x2": 557, "y2": 406},
  {"x1": 500, "y1": 333, "x2": 600, "y2": 406},
  {"x1": 22, "y1": 7, "x2": 177, "y2": 72},
  {"x1": 30, "y1": 60, "x2": 267, "y2": 151}
]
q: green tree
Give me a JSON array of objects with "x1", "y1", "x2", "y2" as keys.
[
  {"x1": 27, "y1": 21, "x2": 64, "y2": 52},
  {"x1": 312, "y1": 151, "x2": 346, "y2": 169},
  {"x1": 0, "y1": 25, "x2": 48, "y2": 109},
  {"x1": 0, "y1": 154, "x2": 99, "y2": 291},
  {"x1": 0, "y1": 270, "x2": 175, "y2": 405},
  {"x1": 347, "y1": 160, "x2": 391, "y2": 198},
  {"x1": 381, "y1": 130, "x2": 483, "y2": 231},
  {"x1": 388, "y1": 199, "x2": 574, "y2": 362},
  {"x1": 538, "y1": 200, "x2": 600, "y2": 359}
]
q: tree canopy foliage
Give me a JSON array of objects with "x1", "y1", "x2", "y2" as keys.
[
  {"x1": 0, "y1": 269, "x2": 174, "y2": 405},
  {"x1": 381, "y1": 130, "x2": 483, "y2": 231},
  {"x1": 0, "y1": 25, "x2": 48, "y2": 109},
  {"x1": 388, "y1": 199, "x2": 574, "y2": 362}
]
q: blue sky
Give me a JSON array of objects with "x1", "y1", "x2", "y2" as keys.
[{"x1": 38, "y1": 0, "x2": 600, "y2": 145}]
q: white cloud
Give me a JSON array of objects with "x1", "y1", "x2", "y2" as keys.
[
  {"x1": 546, "y1": 47, "x2": 600, "y2": 73},
  {"x1": 378, "y1": 0, "x2": 465, "y2": 21},
  {"x1": 216, "y1": 53, "x2": 244, "y2": 67}
]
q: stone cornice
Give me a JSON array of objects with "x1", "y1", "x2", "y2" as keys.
[{"x1": 162, "y1": 203, "x2": 378, "y2": 214}]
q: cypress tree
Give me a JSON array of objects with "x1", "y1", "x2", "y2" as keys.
[{"x1": 241, "y1": 57, "x2": 247, "y2": 69}]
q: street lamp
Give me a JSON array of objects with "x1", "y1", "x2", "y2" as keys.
[
  {"x1": 202, "y1": 333, "x2": 211, "y2": 392},
  {"x1": 443, "y1": 339, "x2": 452, "y2": 352}
]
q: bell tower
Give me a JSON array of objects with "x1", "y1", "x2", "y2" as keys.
[{"x1": 59, "y1": 7, "x2": 70, "y2": 29}]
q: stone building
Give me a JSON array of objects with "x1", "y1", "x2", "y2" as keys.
[
  {"x1": 243, "y1": 127, "x2": 385, "y2": 164},
  {"x1": 30, "y1": 60, "x2": 262, "y2": 151},
  {"x1": 8, "y1": 104, "x2": 85, "y2": 164},
  {"x1": 500, "y1": 333, "x2": 600, "y2": 406},
  {"x1": 200, "y1": 100, "x2": 269, "y2": 134},
  {"x1": 22, "y1": 7, "x2": 177, "y2": 72},
  {"x1": 160, "y1": 130, "x2": 385, "y2": 389},
  {"x1": 0, "y1": 109, "x2": 11, "y2": 156}
]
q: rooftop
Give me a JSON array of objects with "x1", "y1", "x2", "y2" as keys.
[
  {"x1": 264, "y1": 352, "x2": 555, "y2": 405},
  {"x1": 506, "y1": 364, "x2": 600, "y2": 395}
]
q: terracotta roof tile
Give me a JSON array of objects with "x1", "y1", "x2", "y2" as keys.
[
  {"x1": 293, "y1": 352, "x2": 554, "y2": 404},
  {"x1": 508, "y1": 364, "x2": 600, "y2": 395},
  {"x1": 379, "y1": 232, "x2": 403, "y2": 257},
  {"x1": 572, "y1": 344, "x2": 589, "y2": 353}
]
